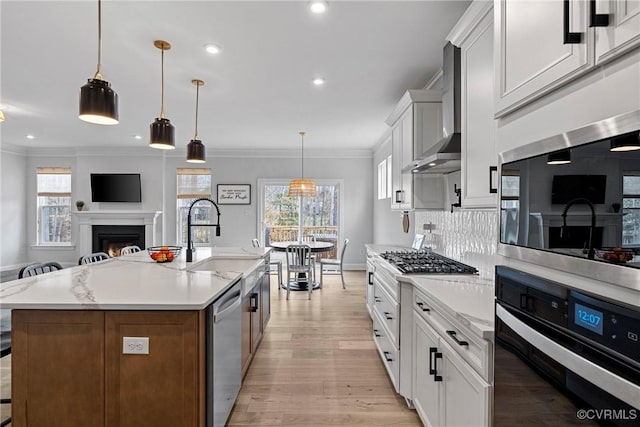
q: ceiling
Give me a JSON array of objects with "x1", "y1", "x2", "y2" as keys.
[{"x1": 0, "y1": 0, "x2": 470, "y2": 152}]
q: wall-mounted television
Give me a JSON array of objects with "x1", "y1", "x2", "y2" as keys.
[
  {"x1": 551, "y1": 175, "x2": 607, "y2": 204},
  {"x1": 90, "y1": 173, "x2": 142, "y2": 203}
]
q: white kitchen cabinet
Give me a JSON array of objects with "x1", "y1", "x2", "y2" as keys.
[
  {"x1": 494, "y1": 0, "x2": 593, "y2": 117},
  {"x1": 595, "y1": 0, "x2": 640, "y2": 64},
  {"x1": 365, "y1": 254, "x2": 375, "y2": 319},
  {"x1": 387, "y1": 90, "x2": 444, "y2": 210},
  {"x1": 453, "y1": 1, "x2": 497, "y2": 208},
  {"x1": 413, "y1": 310, "x2": 491, "y2": 427}
]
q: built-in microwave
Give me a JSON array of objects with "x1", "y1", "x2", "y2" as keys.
[{"x1": 497, "y1": 110, "x2": 640, "y2": 292}]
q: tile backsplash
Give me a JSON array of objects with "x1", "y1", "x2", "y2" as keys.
[{"x1": 415, "y1": 209, "x2": 498, "y2": 281}]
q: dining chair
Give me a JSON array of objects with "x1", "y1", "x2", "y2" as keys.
[
  {"x1": 79, "y1": 252, "x2": 110, "y2": 265},
  {"x1": 119, "y1": 245, "x2": 142, "y2": 255},
  {"x1": 301, "y1": 235, "x2": 317, "y2": 278},
  {"x1": 251, "y1": 238, "x2": 283, "y2": 290},
  {"x1": 5, "y1": 261, "x2": 65, "y2": 426},
  {"x1": 320, "y1": 238, "x2": 349, "y2": 289},
  {"x1": 18, "y1": 261, "x2": 64, "y2": 278},
  {"x1": 285, "y1": 244, "x2": 313, "y2": 300}
]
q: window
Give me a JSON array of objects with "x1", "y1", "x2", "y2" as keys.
[
  {"x1": 377, "y1": 155, "x2": 392, "y2": 200},
  {"x1": 37, "y1": 167, "x2": 72, "y2": 244},
  {"x1": 622, "y1": 172, "x2": 640, "y2": 246},
  {"x1": 176, "y1": 168, "x2": 212, "y2": 246}
]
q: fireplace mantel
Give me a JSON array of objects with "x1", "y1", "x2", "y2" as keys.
[{"x1": 73, "y1": 210, "x2": 162, "y2": 256}]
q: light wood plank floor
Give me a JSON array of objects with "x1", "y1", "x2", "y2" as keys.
[{"x1": 228, "y1": 271, "x2": 421, "y2": 427}]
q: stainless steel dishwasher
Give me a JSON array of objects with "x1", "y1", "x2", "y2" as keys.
[{"x1": 206, "y1": 279, "x2": 242, "y2": 427}]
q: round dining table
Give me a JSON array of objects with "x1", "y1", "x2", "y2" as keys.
[{"x1": 269, "y1": 241, "x2": 334, "y2": 291}]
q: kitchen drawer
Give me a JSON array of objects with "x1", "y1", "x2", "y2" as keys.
[
  {"x1": 373, "y1": 281, "x2": 400, "y2": 347},
  {"x1": 374, "y1": 261, "x2": 399, "y2": 300},
  {"x1": 413, "y1": 290, "x2": 490, "y2": 381},
  {"x1": 373, "y1": 311, "x2": 400, "y2": 393}
]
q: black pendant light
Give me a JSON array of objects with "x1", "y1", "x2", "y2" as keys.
[
  {"x1": 150, "y1": 40, "x2": 175, "y2": 150},
  {"x1": 187, "y1": 79, "x2": 206, "y2": 163},
  {"x1": 547, "y1": 149, "x2": 571, "y2": 165},
  {"x1": 610, "y1": 132, "x2": 640, "y2": 152},
  {"x1": 79, "y1": 0, "x2": 118, "y2": 125}
]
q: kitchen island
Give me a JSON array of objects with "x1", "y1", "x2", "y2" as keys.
[{"x1": 0, "y1": 247, "x2": 271, "y2": 427}]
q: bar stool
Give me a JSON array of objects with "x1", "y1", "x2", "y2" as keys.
[{"x1": 252, "y1": 238, "x2": 283, "y2": 291}]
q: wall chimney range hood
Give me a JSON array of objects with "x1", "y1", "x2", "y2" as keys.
[{"x1": 404, "y1": 42, "x2": 461, "y2": 174}]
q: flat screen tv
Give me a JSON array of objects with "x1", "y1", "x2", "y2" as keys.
[
  {"x1": 90, "y1": 173, "x2": 142, "y2": 202},
  {"x1": 551, "y1": 174, "x2": 606, "y2": 204}
]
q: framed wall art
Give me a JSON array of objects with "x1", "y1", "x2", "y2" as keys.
[{"x1": 217, "y1": 184, "x2": 251, "y2": 205}]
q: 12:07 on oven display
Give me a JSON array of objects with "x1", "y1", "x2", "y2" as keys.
[{"x1": 574, "y1": 302, "x2": 604, "y2": 335}]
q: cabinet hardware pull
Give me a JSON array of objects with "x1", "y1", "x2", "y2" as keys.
[
  {"x1": 374, "y1": 329, "x2": 381, "y2": 338},
  {"x1": 375, "y1": 297, "x2": 382, "y2": 303},
  {"x1": 429, "y1": 347, "x2": 437, "y2": 375},
  {"x1": 383, "y1": 351, "x2": 393, "y2": 362},
  {"x1": 489, "y1": 166, "x2": 498, "y2": 194},
  {"x1": 563, "y1": 0, "x2": 582, "y2": 44},
  {"x1": 434, "y1": 350, "x2": 443, "y2": 382},
  {"x1": 395, "y1": 190, "x2": 404, "y2": 203},
  {"x1": 384, "y1": 312, "x2": 393, "y2": 320},
  {"x1": 250, "y1": 292, "x2": 259, "y2": 312},
  {"x1": 589, "y1": 0, "x2": 609, "y2": 27},
  {"x1": 446, "y1": 330, "x2": 469, "y2": 347},
  {"x1": 416, "y1": 302, "x2": 430, "y2": 312},
  {"x1": 368, "y1": 272, "x2": 373, "y2": 285}
]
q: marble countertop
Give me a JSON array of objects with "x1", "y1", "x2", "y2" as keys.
[
  {"x1": 366, "y1": 243, "x2": 496, "y2": 340},
  {"x1": 0, "y1": 247, "x2": 269, "y2": 310}
]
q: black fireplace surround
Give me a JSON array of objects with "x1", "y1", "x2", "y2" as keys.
[{"x1": 92, "y1": 225, "x2": 145, "y2": 257}]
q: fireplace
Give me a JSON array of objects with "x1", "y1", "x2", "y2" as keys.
[{"x1": 92, "y1": 225, "x2": 145, "y2": 257}]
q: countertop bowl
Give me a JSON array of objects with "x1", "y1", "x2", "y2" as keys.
[{"x1": 147, "y1": 246, "x2": 182, "y2": 263}]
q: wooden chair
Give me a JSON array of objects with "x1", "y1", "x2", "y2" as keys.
[
  {"x1": 252, "y1": 238, "x2": 283, "y2": 291},
  {"x1": 79, "y1": 252, "x2": 110, "y2": 265},
  {"x1": 320, "y1": 238, "x2": 349, "y2": 289},
  {"x1": 120, "y1": 245, "x2": 142, "y2": 255},
  {"x1": 18, "y1": 261, "x2": 64, "y2": 278},
  {"x1": 285, "y1": 244, "x2": 314, "y2": 300},
  {"x1": 6, "y1": 261, "x2": 64, "y2": 426}
]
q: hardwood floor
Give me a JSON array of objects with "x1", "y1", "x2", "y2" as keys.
[
  {"x1": 0, "y1": 271, "x2": 421, "y2": 427},
  {"x1": 228, "y1": 271, "x2": 421, "y2": 427}
]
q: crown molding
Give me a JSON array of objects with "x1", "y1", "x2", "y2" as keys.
[
  {"x1": 446, "y1": 0, "x2": 493, "y2": 47},
  {"x1": 0, "y1": 142, "x2": 28, "y2": 156},
  {"x1": 385, "y1": 89, "x2": 443, "y2": 126}
]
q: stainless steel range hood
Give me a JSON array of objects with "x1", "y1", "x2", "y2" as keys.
[{"x1": 404, "y1": 42, "x2": 461, "y2": 174}]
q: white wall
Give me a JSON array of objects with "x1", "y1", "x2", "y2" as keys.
[
  {"x1": 2, "y1": 148, "x2": 372, "y2": 269},
  {"x1": 0, "y1": 145, "x2": 27, "y2": 267}
]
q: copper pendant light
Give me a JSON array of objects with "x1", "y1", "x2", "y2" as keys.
[
  {"x1": 79, "y1": 0, "x2": 118, "y2": 125},
  {"x1": 288, "y1": 132, "x2": 317, "y2": 197},
  {"x1": 186, "y1": 79, "x2": 206, "y2": 163},
  {"x1": 149, "y1": 40, "x2": 175, "y2": 150}
]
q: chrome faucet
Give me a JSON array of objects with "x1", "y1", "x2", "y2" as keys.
[
  {"x1": 186, "y1": 197, "x2": 221, "y2": 262},
  {"x1": 561, "y1": 197, "x2": 596, "y2": 260}
]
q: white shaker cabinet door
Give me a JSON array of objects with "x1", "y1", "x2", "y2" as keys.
[
  {"x1": 494, "y1": 0, "x2": 592, "y2": 117},
  {"x1": 595, "y1": 0, "x2": 640, "y2": 64},
  {"x1": 440, "y1": 339, "x2": 491, "y2": 427},
  {"x1": 461, "y1": 7, "x2": 497, "y2": 208},
  {"x1": 413, "y1": 312, "x2": 442, "y2": 427}
]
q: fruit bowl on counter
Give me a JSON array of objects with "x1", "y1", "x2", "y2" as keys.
[
  {"x1": 594, "y1": 248, "x2": 635, "y2": 263},
  {"x1": 147, "y1": 246, "x2": 182, "y2": 263}
]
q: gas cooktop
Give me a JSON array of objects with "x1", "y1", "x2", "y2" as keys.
[{"x1": 380, "y1": 250, "x2": 478, "y2": 275}]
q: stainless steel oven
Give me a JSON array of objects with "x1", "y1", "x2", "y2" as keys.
[{"x1": 493, "y1": 266, "x2": 640, "y2": 426}]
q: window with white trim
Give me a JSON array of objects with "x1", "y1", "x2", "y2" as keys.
[
  {"x1": 622, "y1": 172, "x2": 640, "y2": 246},
  {"x1": 37, "y1": 167, "x2": 72, "y2": 244},
  {"x1": 377, "y1": 155, "x2": 392, "y2": 200},
  {"x1": 176, "y1": 168, "x2": 212, "y2": 246}
]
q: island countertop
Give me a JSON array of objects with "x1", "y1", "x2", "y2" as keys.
[{"x1": 0, "y1": 247, "x2": 270, "y2": 310}]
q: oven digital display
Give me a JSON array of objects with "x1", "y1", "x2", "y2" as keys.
[{"x1": 574, "y1": 303, "x2": 604, "y2": 335}]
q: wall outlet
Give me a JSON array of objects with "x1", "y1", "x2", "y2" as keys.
[{"x1": 123, "y1": 337, "x2": 149, "y2": 355}]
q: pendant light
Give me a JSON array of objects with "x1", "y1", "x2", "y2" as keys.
[
  {"x1": 149, "y1": 40, "x2": 175, "y2": 150},
  {"x1": 547, "y1": 149, "x2": 571, "y2": 165},
  {"x1": 610, "y1": 132, "x2": 640, "y2": 152},
  {"x1": 0, "y1": 110, "x2": 4, "y2": 123},
  {"x1": 79, "y1": 0, "x2": 118, "y2": 125},
  {"x1": 186, "y1": 79, "x2": 206, "y2": 163},
  {"x1": 288, "y1": 132, "x2": 317, "y2": 197}
]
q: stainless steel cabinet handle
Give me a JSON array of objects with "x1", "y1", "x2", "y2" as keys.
[
  {"x1": 446, "y1": 330, "x2": 469, "y2": 347},
  {"x1": 383, "y1": 351, "x2": 393, "y2": 362}
]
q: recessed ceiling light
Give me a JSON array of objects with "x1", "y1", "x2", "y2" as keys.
[
  {"x1": 204, "y1": 44, "x2": 222, "y2": 55},
  {"x1": 309, "y1": 1, "x2": 328, "y2": 14},
  {"x1": 428, "y1": 162, "x2": 436, "y2": 167},
  {"x1": 313, "y1": 77, "x2": 325, "y2": 86},
  {"x1": 133, "y1": 135, "x2": 142, "y2": 140},
  {"x1": 26, "y1": 134, "x2": 35, "y2": 139}
]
